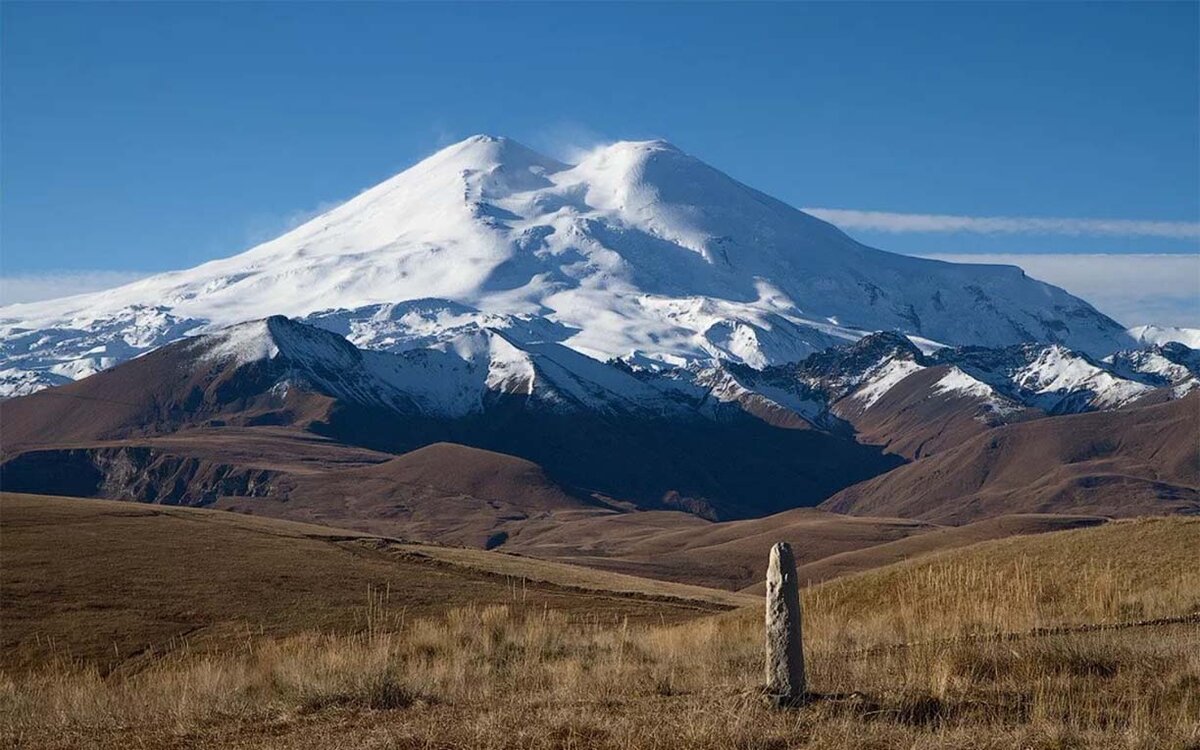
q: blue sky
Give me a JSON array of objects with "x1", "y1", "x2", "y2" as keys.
[{"x1": 2, "y1": 2, "x2": 1197, "y2": 325}]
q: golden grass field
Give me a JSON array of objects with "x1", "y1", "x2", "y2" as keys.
[{"x1": 2, "y1": 494, "x2": 1198, "y2": 749}]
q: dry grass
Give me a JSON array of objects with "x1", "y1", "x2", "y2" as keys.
[
  {"x1": 2, "y1": 603, "x2": 1196, "y2": 749},
  {"x1": 0, "y1": 493, "x2": 742, "y2": 673},
  {"x1": 801, "y1": 516, "x2": 1200, "y2": 647},
  {"x1": 3, "y1": 517, "x2": 1198, "y2": 749}
]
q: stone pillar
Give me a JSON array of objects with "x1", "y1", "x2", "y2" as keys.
[{"x1": 765, "y1": 541, "x2": 806, "y2": 706}]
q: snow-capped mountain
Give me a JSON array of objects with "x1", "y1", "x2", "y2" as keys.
[
  {"x1": 205, "y1": 315, "x2": 703, "y2": 420},
  {"x1": 1127, "y1": 325, "x2": 1200, "y2": 350},
  {"x1": 1104, "y1": 343, "x2": 1200, "y2": 397},
  {"x1": 930, "y1": 344, "x2": 1162, "y2": 413},
  {"x1": 234, "y1": 318, "x2": 1189, "y2": 427},
  {"x1": 3, "y1": 308, "x2": 1192, "y2": 517},
  {"x1": 712, "y1": 333, "x2": 1013, "y2": 423},
  {"x1": 0, "y1": 135, "x2": 1133, "y2": 397},
  {"x1": 735, "y1": 332, "x2": 1184, "y2": 427},
  {"x1": 0, "y1": 314, "x2": 905, "y2": 518}
]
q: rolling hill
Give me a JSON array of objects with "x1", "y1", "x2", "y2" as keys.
[
  {"x1": 0, "y1": 493, "x2": 750, "y2": 674},
  {"x1": 4, "y1": 494, "x2": 1196, "y2": 750},
  {"x1": 822, "y1": 393, "x2": 1200, "y2": 522}
]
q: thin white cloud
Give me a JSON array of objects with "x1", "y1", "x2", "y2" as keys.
[
  {"x1": 527, "y1": 122, "x2": 613, "y2": 163},
  {"x1": 919, "y1": 253, "x2": 1200, "y2": 329},
  {"x1": 0, "y1": 270, "x2": 151, "y2": 305},
  {"x1": 240, "y1": 198, "x2": 348, "y2": 247},
  {"x1": 807, "y1": 208, "x2": 1200, "y2": 239}
]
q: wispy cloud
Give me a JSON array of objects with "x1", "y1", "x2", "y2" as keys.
[
  {"x1": 239, "y1": 198, "x2": 348, "y2": 247},
  {"x1": 807, "y1": 208, "x2": 1200, "y2": 239},
  {"x1": 526, "y1": 122, "x2": 612, "y2": 163},
  {"x1": 919, "y1": 253, "x2": 1200, "y2": 328},
  {"x1": 0, "y1": 270, "x2": 151, "y2": 306}
]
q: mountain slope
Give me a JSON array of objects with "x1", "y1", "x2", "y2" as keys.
[
  {"x1": 217, "y1": 442, "x2": 612, "y2": 549},
  {"x1": 781, "y1": 514, "x2": 1109, "y2": 588},
  {"x1": 0, "y1": 136, "x2": 1131, "y2": 395},
  {"x1": 0, "y1": 317, "x2": 904, "y2": 520},
  {"x1": 821, "y1": 393, "x2": 1200, "y2": 522},
  {"x1": 932, "y1": 344, "x2": 1158, "y2": 413},
  {"x1": 6, "y1": 315, "x2": 1187, "y2": 519},
  {"x1": 0, "y1": 316, "x2": 406, "y2": 450}
]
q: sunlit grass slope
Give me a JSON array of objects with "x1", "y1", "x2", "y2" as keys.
[{"x1": 2, "y1": 497, "x2": 1196, "y2": 749}]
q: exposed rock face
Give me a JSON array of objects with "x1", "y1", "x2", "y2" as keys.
[
  {"x1": 765, "y1": 541, "x2": 806, "y2": 705},
  {"x1": 0, "y1": 447, "x2": 282, "y2": 504}
]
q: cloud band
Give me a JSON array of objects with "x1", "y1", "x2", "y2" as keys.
[
  {"x1": 918, "y1": 253, "x2": 1199, "y2": 329},
  {"x1": 0, "y1": 271, "x2": 150, "y2": 306},
  {"x1": 805, "y1": 208, "x2": 1200, "y2": 239}
]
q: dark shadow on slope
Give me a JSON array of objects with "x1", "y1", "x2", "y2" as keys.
[{"x1": 308, "y1": 395, "x2": 906, "y2": 520}]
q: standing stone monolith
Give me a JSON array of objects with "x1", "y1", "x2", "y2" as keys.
[{"x1": 764, "y1": 541, "x2": 806, "y2": 707}]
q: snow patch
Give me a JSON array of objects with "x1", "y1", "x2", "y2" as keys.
[
  {"x1": 1172, "y1": 379, "x2": 1199, "y2": 398},
  {"x1": 849, "y1": 358, "x2": 924, "y2": 409},
  {"x1": 931, "y1": 366, "x2": 1021, "y2": 414},
  {"x1": 932, "y1": 367, "x2": 994, "y2": 400},
  {"x1": 201, "y1": 320, "x2": 281, "y2": 365}
]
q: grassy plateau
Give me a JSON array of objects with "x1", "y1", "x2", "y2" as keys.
[{"x1": 1, "y1": 494, "x2": 1197, "y2": 749}]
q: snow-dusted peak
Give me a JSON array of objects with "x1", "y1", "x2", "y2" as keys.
[
  {"x1": 931, "y1": 366, "x2": 994, "y2": 400},
  {"x1": 796, "y1": 332, "x2": 925, "y2": 391},
  {"x1": 930, "y1": 366, "x2": 1021, "y2": 415},
  {"x1": 1104, "y1": 342, "x2": 1199, "y2": 387},
  {"x1": 845, "y1": 357, "x2": 925, "y2": 410},
  {"x1": 201, "y1": 319, "x2": 282, "y2": 364},
  {"x1": 569, "y1": 138, "x2": 689, "y2": 179},
  {"x1": 1, "y1": 134, "x2": 1136, "y2": 396},
  {"x1": 199, "y1": 315, "x2": 362, "y2": 368},
  {"x1": 416, "y1": 134, "x2": 567, "y2": 177},
  {"x1": 938, "y1": 342, "x2": 1154, "y2": 413},
  {"x1": 564, "y1": 137, "x2": 847, "y2": 264},
  {"x1": 430, "y1": 134, "x2": 568, "y2": 199}
]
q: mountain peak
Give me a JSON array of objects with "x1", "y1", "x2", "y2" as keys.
[
  {"x1": 574, "y1": 138, "x2": 691, "y2": 171},
  {"x1": 199, "y1": 315, "x2": 361, "y2": 368},
  {"x1": 851, "y1": 331, "x2": 925, "y2": 360},
  {"x1": 416, "y1": 134, "x2": 566, "y2": 175},
  {"x1": 0, "y1": 136, "x2": 1136, "y2": 397},
  {"x1": 420, "y1": 136, "x2": 690, "y2": 179}
]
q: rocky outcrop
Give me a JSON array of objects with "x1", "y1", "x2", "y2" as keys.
[{"x1": 0, "y1": 446, "x2": 281, "y2": 505}]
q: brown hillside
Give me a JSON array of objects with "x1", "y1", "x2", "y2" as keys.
[
  {"x1": 0, "y1": 493, "x2": 746, "y2": 674},
  {"x1": 0, "y1": 325, "x2": 906, "y2": 520},
  {"x1": 0, "y1": 427, "x2": 392, "y2": 501},
  {"x1": 0, "y1": 339, "x2": 339, "y2": 454},
  {"x1": 4, "y1": 500, "x2": 1197, "y2": 750},
  {"x1": 213, "y1": 443, "x2": 943, "y2": 586},
  {"x1": 217, "y1": 442, "x2": 613, "y2": 548},
  {"x1": 500, "y1": 507, "x2": 936, "y2": 590},
  {"x1": 822, "y1": 393, "x2": 1200, "y2": 522},
  {"x1": 837, "y1": 364, "x2": 1040, "y2": 459},
  {"x1": 740, "y1": 513, "x2": 1108, "y2": 594}
]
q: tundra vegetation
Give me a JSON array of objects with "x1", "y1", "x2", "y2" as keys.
[{"x1": 1, "y1": 497, "x2": 1197, "y2": 750}]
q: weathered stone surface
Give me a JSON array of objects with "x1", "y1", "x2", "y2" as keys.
[{"x1": 765, "y1": 541, "x2": 806, "y2": 706}]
